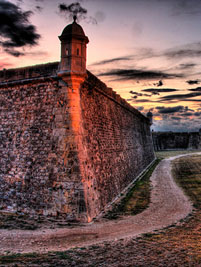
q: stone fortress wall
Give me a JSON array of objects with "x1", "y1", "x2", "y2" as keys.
[
  {"x1": 152, "y1": 131, "x2": 201, "y2": 151},
  {"x1": 79, "y1": 72, "x2": 155, "y2": 220},
  {"x1": 0, "y1": 19, "x2": 155, "y2": 222},
  {"x1": 0, "y1": 63, "x2": 155, "y2": 222}
]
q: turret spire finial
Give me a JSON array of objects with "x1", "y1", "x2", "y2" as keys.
[{"x1": 73, "y1": 15, "x2": 77, "y2": 23}]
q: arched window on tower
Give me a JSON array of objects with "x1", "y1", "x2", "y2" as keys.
[
  {"x1": 77, "y1": 48, "x2": 79, "y2": 56},
  {"x1": 65, "y1": 48, "x2": 69, "y2": 56}
]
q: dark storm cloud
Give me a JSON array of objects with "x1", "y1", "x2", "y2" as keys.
[
  {"x1": 164, "y1": 43, "x2": 201, "y2": 59},
  {"x1": 160, "y1": 92, "x2": 201, "y2": 101},
  {"x1": 35, "y1": 5, "x2": 43, "y2": 12},
  {"x1": 58, "y1": 2, "x2": 97, "y2": 23},
  {"x1": 3, "y1": 48, "x2": 22, "y2": 57},
  {"x1": 182, "y1": 99, "x2": 201, "y2": 102},
  {"x1": 142, "y1": 88, "x2": 178, "y2": 94},
  {"x1": 180, "y1": 112, "x2": 194, "y2": 117},
  {"x1": 98, "y1": 69, "x2": 182, "y2": 81},
  {"x1": 194, "y1": 112, "x2": 201, "y2": 116},
  {"x1": 153, "y1": 80, "x2": 163, "y2": 87},
  {"x1": 165, "y1": 49, "x2": 201, "y2": 59},
  {"x1": 186, "y1": 80, "x2": 200, "y2": 85},
  {"x1": 179, "y1": 63, "x2": 197, "y2": 70},
  {"x1": 171, "y1": 116, "x2": 181, "y2": 120},
  {"x1": 59, "y1": 2, "x2": 87, "y2": 16},
  {"x1": 156, "y1": 105, "x2": 184, "y2": 114},
  {"x1": 0, "y1": 0, "x2": 40, "y2": 57},
  {"x1": 132, "y1": 99, "x2": 153, "y2": 103},
  {"x1": 188, "y1": 87, "x2": 201, "y2": 91},
  {"x1": 91, "y1": 56, "x2": 132, "y2": 66},
  {"x1": 165, "y1": 63, "x2": 197, "y2": 75},
  {"x1": 129, "y1": 91, "x2": 151, "y2": 98}
]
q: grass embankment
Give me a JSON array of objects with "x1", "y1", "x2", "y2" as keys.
[
  {"x1": 0, "y1": 213, "x2": 38, "y2": 230},
  {"x1": 172, "y1": 154, "x2": 201, "y2": 208},
  {"x1": 104, "y1": 158, "x2": 161, "y2": 220},
  {"x1": 0, "y1": 211, "x2": 76, "y2": 230},
  {"x1": 1, "y1": 152, "x2": 201, "y2": 266},
  {"x1": 138, "y1": 154, "x2": 201, "y2": 265}
]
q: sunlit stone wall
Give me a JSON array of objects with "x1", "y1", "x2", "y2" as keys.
[
  {"x1": 79, "y1": 72, "x2": 155, "y2": 220},
  {"x1": 0, "y1": 63, "x2": 87, "y2": 221},
  {"x1": 0, "y1": 64, "x2": 155, "y2": 222}
]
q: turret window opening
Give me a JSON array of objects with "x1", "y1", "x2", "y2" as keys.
[
  {"x1": 65, "y1": 48, "x2": 69, "y2": 56},
  {"x1": 77, "y1": 48, "x2": 79, "y2": 56}
]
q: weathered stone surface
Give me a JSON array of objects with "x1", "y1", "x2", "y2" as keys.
[
  {"x1": 152, "y1": 131, "x2": 201, "y2": 151},
  {"x1": 0, "y1": 63, "x2": 154, "y2": 222},
  {"x1": 0, "y1": 62, "x2": 59, "y2": 83},
  {"x1": 0, "y1": 64, "x2": 86, "y2": 221},
  {"x1": 79, "y1": 72, "x2": 154, "y2": 220}
]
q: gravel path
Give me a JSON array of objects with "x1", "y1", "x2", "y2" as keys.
[{"x1": 0, "y1": 153, "x2": 199, "y2": 255}]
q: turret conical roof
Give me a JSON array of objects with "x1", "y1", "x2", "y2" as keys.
[{"x1": 59, "y1": 16, "x2": 89, "y2": 43}]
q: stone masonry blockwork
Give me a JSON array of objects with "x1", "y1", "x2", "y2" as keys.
[
  {"x1": 79, "y1": 72, "x2": 155, "y2": 220},
  {"x1": 0, "y1": 67, "x2": 86, "y2": 221},
  {"x1": 0, "y1": 63, "x2": 155, "y2": 222}
]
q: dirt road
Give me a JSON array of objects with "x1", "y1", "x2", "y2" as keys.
[{"x1": 0, "y1": 153, "x2": 199, "y2": 255}]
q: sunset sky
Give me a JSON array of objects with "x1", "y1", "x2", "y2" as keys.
[{"x1": 1, "y1": 0, "x2": 201, "y2": 132}]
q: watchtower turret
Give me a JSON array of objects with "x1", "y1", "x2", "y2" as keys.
[
  {"x1": 58, "y1": 16, "x2": 89, "y2": 75},
  {"x1": 147, "y1": 111, "x2": 153, "y2": 125}
]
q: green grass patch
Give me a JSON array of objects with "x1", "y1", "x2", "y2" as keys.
[
  {"x1": 0, "y1": 213, "x2": 38, "y2": 230},
  {"x1": 0, "y1": 251, "x2": 74, "y2": 265},
  {"x1": 54, "y1": 251, "x2": 74, "y2": 260},
  {"x1": 0, "y1": 252, "x2": 38, "y2": 264},
  {"x1": 172, "y1": 155, "x2": 201, "y2": 208},
  {"x1": 139, "y1": 154, "x2": 201, "y2": 263},
  {"x1": 104, "y1": 159, "x2": 161, "y2": 220}
]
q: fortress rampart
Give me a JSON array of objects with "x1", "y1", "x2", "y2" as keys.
[
  {"x1": 0, "y1": 63, "x2": 154, "y2": 221},
  {"x1": 0, "y1": 19, "x2": 154, "y2": 222}
]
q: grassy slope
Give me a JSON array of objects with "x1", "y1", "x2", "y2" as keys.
[
  {"x1": 139, "y1": 154, "x2": 201, "y2": 264},
  {"x1": 104, "y1": 159, "x2": 160, "y2": 219}
]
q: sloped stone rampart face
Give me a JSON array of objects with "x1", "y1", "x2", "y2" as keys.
[{"x1": 80, "y1": 72, "x2": 155, "y2": 220}]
